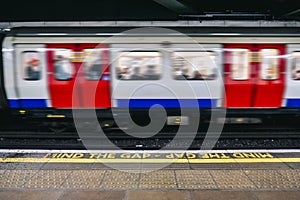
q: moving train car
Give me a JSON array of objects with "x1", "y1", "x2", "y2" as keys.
[{"x1": 0, "y1": 27, "x2": 300, "y2": 131}]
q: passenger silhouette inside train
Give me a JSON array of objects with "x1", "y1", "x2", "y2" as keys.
[
  {"x1": 144, "y1": 65, "x2": 159, "y2": 80},
  {"x1": 174, "y1": 67, "x2": 189, "y2": 80},
  {"x1": 292, "y1": 69, "x2": 300, "y2": 80},
  {"x1": 191, "y1": 70, "x2": 205, "y2": 80},
  {"x1": 119, "y1": 66, "x2": 130, "y2": 80},
  {"x1": 25, "y1": 58, "x2": 41, "y2": 80},
  {"x1": 130, "y1": 67, "x2": 145, "y2": 80}
]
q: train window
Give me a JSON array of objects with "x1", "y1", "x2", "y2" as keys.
[
  {"x1": 53, "y1": 49, "x2": 73, "y2": 81},
  {"x1": 116, "y1": 51, "x2": 162, "y2": 80},
  {"x1": 291, "y1": 52, "x2": 300, "y2": 80},
  {"x1": 84, "y1": 49, "x2": 104, "y2": 80},
  {"x1": 230, "y1": 49, "x2": 249, "y2": 80},
  {"x1": 260, "y1": 49, "x2": 279, "y2": 80},
  {"x1": 172, "y1": 51, "x2": 217, "y2": 80},
  {"x1": 22, "y1": 51, "x2": 41, "y2": 81}
]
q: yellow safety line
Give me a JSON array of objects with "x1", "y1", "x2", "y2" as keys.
[{"x1": 0, "y1": 157, "x2": 300, "y2": 163}]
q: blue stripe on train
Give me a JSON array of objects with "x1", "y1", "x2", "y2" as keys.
[
  {"x1": 8, "y1": 99, "x2": 47, "y2": 108},
  {"x1": 286, "y1": 99, "x2": 300, "y2": 107},
  {"x1": 8, "y1": 100, "x2": 20, "y2": 108},
  {"x1": 117, "y1": 99, "x2": 217, "y2": 108}
]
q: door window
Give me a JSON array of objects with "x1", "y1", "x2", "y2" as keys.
[
  {"x1": 84, "y1": 49, "x2": 104, "y2": 80},
  {"x1": 53, "y1": 49, "x2": 73, "y2": 81},
  {"x1": 22, "y1": 51, "x2": 41, "y2": 81},
  {"x1": 260, "y1": 49, "x2": 279, "y2": 80},
  {"x1": 230, "y1": 49, "x2": 249, "y2": 80}
]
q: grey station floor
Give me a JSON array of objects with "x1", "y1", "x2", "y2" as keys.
[{"x1": 0, "y1": 149, "x2": 299, "y2": 200}]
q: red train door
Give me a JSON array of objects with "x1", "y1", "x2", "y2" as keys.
[
  {"x1": 253, "y1": 44, "x2": 285, "y2": 107},
  {"x1": 224, "y1": 44, "x2": 286, "y2": 108},
  {"x1": 224, "y1": 44, "x2": 256, "y2": 108},
  {"x1": 78, "y1": 44, "x2": 111, "y2": 108},
  {"x1": 47, "y1": 44, "x2": 81, "y2": 108}
]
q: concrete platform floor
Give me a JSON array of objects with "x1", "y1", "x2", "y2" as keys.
[{"x1": 0, "y1": 190, "x2": 300, "y2": 200}]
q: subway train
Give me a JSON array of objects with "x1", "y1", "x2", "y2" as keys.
[{"x1": 0, "y1": 26, "x2": 300, "y2": 132}]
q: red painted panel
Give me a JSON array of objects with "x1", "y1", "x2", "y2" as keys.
[
  {"x1": 253, "y1": 44, "x2": 285, "y2": 107},
  {"x1": 224, "y1": 44, "x2": 256, "y2": 108},
  {"x1": 78, "y1": 44, "x2": 111, "y2": 108},
  {"x1": 47, "y1": 44, "x2": 82, "y2": 108}
]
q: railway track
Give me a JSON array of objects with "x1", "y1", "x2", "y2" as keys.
[
  {"x1": 0, "y1": 131, "x2": 299, "y2": 150},
  {"x1": 1, "y1": 120, "x2": 300, "y2": 149}
]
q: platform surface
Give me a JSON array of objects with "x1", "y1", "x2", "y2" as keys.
[{"x1": 0, "y1": 149, "x2": 299, "y2": 200}]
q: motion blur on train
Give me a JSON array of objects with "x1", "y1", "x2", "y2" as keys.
[{"x1": 0, "y1": 27, "x2": 300, "y2": 133}]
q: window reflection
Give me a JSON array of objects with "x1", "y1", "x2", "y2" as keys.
[
  {"x1": 261, "y1": 49, "x2": 279, "y2": 80},
  {"x1": 172, "y1": 51, "x2": 217, "y2": 80},
  {"x1": 117, "y1": 52, "x2": 161, "y2": 80}
]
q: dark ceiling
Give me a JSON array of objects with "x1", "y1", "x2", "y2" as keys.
[{"x1": 0, "y1": 0, "x2": 299, "y2": 21}]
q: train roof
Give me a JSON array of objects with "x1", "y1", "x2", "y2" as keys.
[{"x1": 2, "y1": 24, "x2": 300, "y2": 37}]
